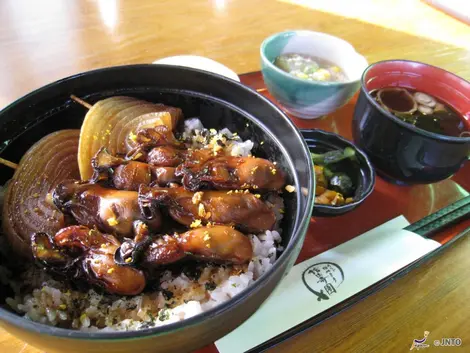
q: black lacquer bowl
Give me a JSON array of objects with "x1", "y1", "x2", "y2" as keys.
[
  {"x1": 301, "y1": 129, "x2": 375, "y2": 216},
  {"x1": 0, "y1": 65, "x2": 314, "y2": 353},
  {"x1": 352, "y1": 60, "x2": 470, "y2": 185}
]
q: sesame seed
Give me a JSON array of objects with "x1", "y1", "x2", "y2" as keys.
[
  {"x1": 58, "y1": 304, "x2": 67, "y2": 310},
  {"x1": 107, "y1": 268, "x2": 115, "y2": 274},
  {"x1": 100, "y1": 243, "x2": 107, "y2": 248},
  {"x1": 285, "y1": 185, "x2": 295, "y2": 193},
  {"x1": 190, "y1": 219, "x2": 202, "y2": 228},
  {"x1": 192, "y1": 191, "x2": 204, "y2": 205},
  {"x1": 125, "y1": 257, "x2": 133, "y2": 263},
  {"x1": 254, "y1": 194, "x2": 261, "y2": 198},
  {"x1": 260, "y1": 141, "x2": 264, "y2": 145},
  {"x1": 198, "y1": 203, "x2": 206, "y2": 217},
  {"x1": 128, "y1": 131, "x2": 137, "y2": 142},
  {"x1": 107, "y1": 217, "x2": 119, "y2": 226}
]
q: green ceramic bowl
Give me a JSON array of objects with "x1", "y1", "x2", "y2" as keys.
[{"x1": 260, "y1": 30, "x2": 368, "y2": 119}]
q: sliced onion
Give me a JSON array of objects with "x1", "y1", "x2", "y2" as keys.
[
  {"x1": 2, "y1": 130, "x2": 80, "y2": 258},
  {"x1": 78, "y1": 97, "x2": 182, "y2": 181}
]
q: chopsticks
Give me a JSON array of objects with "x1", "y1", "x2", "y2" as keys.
[
  {"x1": 248, "y1": 195, "x2": 470, "y2": 353},
  {"x1": 405, "y1": 195, "x2": 470, "y2": 237}
]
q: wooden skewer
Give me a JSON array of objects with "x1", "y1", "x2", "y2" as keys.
[
  {"x1": 70, "y1": 94, "x2": 92, "y2": 109},
  {"x1": 0, "y1": 157, "x2": 18, "y2": 170},
  {"x1": 0, "y1": 95, "x2": 92, "y2": 171}
]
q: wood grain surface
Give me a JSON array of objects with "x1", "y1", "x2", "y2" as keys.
[{"x1": 0, "y1": 0, "x2": 470, "y2": 352}]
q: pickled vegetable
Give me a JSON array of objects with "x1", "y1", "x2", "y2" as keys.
[
  {"x1": 310, "y1": 147, "x2": 356, "y2": 165},
  {"x1": 311, "y1": 147, "x2": 356, "y2": 206}
]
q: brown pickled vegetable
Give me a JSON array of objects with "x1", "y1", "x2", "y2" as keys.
[
  {"x1": 2, "y1": 130, "x2": 80, "y2": 258},
  {"x1": 78, "y1": 96, "x2": 182, "y2": 180}
]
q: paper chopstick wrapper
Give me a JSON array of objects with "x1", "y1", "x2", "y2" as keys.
[{"x1": 215, "y1": 216, "x2": 441, "y2": 353}]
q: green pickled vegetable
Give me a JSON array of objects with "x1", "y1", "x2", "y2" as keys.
[
  {"x1": 310, "y1": 147, "x2": 356, "y2": 166},
  {"x1": 328, "y1": 172, "x2": 354, "y2": 196}
]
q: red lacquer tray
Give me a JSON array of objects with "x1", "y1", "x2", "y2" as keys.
[{"x1": 194, "y1": 71, "x2": 470, "y2": 353}]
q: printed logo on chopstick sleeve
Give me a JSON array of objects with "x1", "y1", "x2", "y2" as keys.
[{"x1": 302, "y1": 262, "x2": 344, "y2": 301}]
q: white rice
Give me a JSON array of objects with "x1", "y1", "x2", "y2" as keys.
[
  {"x1": 182, "y1": 118, "x2": 254, "y2": 157},
  {"x1": 3, "y1": 119, "x2": 284, "y2": 331}
]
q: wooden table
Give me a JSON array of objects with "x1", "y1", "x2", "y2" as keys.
[{"x1": 1, "y1": 0, "x2": 469, "y2": 352}]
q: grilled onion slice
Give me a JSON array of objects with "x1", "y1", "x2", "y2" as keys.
[
  {"x1": 2, "y1": 130, "x2": 80, "y2": 258},
  {"x1": 78, "y1": 96, "x2": 182, "y2": 180}
]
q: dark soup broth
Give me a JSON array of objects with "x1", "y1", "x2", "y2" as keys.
[{"x1": 370, "y1": 87, "x2": 469, "y2": 138}]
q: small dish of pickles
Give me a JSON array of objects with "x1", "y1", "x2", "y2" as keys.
[{"x1": 301, "y1": 129, "x2": 375, "y2": 216}]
